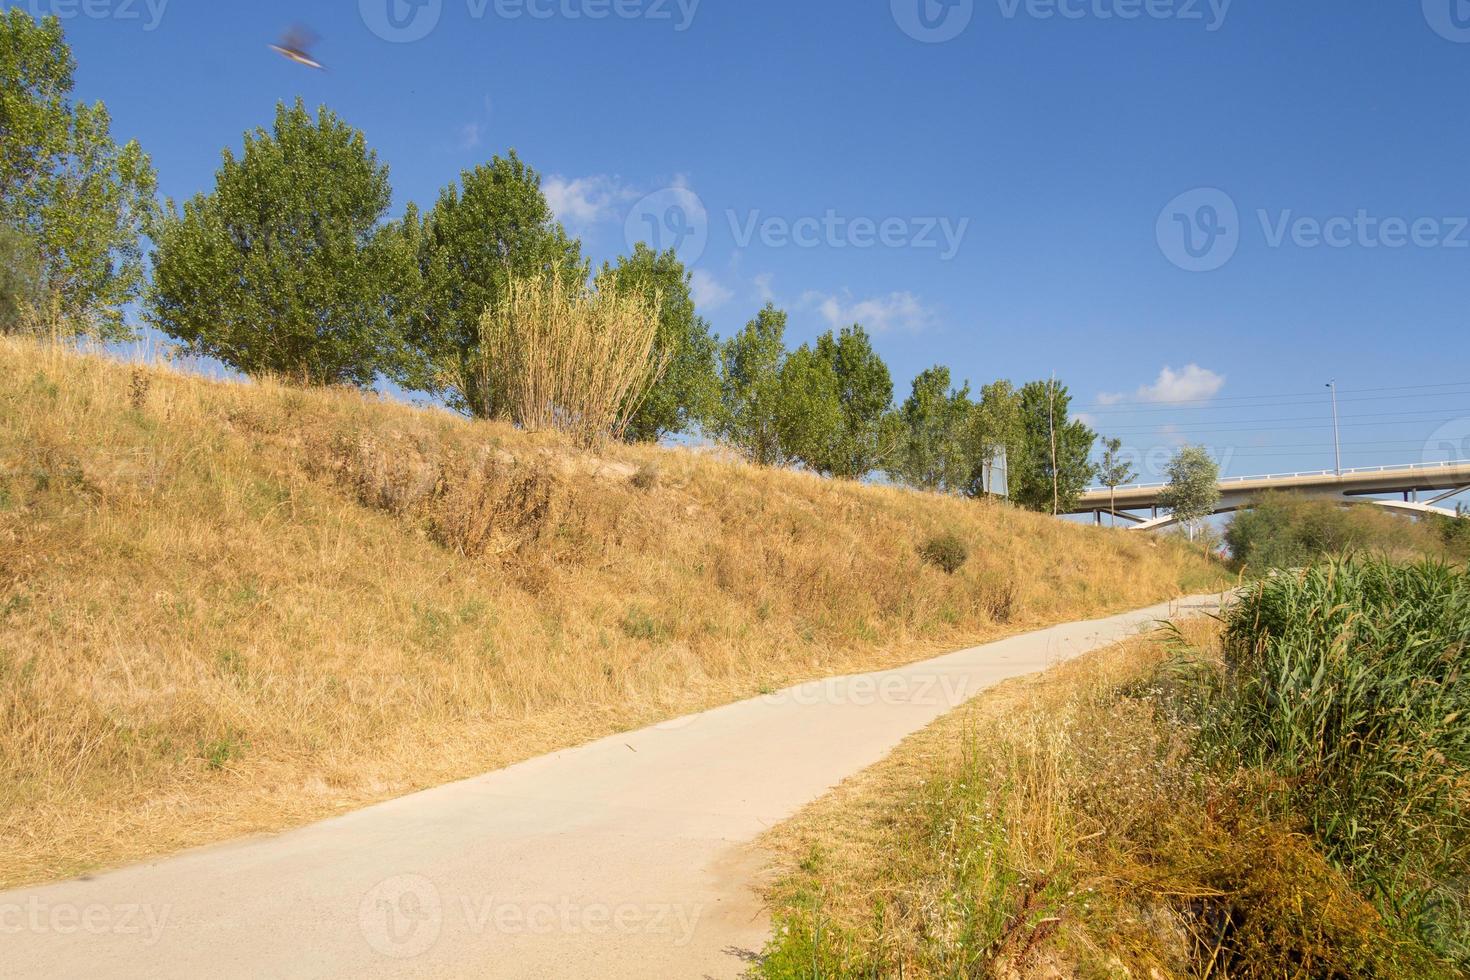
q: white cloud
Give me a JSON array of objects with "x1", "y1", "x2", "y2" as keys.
[
  {"x1": 1099, "y1": 364, "x2": 1225, "y2": 405},
  {"x1": 803, "y1": 290, "x2": 934, "y2": 333},
  {"x1": 458, "y1": 123, "x2": 482, "y2": 150},
  {"x1": 542, "y1": 174, "x2": 638, "y2": 228},
  {"x1": 753, "y1": 273, "x2": 776, "y2": 303},
  {"x1": 690, "y1": 270, "x2": 733, "y2": 310}
]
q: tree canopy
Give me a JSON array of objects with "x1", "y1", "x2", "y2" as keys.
[
  {"x1": 809, "y1": 325, "x2": 896, "y2": 480},
  {"x1": 1160, "y1": 444, "x2": 1221, "y2": 539},
  {"x1": 965, "y1": 379, "x2": 1022, "y2": 497},
  {"x1": 715, "y1": 303, "x2": 789, "y2": 466},
  {"x1": 1009, "y1": 380, "x2": 1097, "y2": 514},
  {"x1": 149, "y1": 100, "x2": 407, "y2": 387},
  {"x1": 1096, "y1": 436, "x2": 1137, "y2": 525},
  {"x1": 397, "y1": 151, "x2": 586, "y2": 416},
  {"x1": 0, "y1": 10, "x2": 156, "y2": 337},
  {"x1": 895, "y1": 366, "x2": 973, "y2": 493},
  {"x1": 598, "y1": 244, "x2": 719, "y2": 441}
]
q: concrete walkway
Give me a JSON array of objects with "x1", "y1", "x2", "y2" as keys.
[{"x1": 1, "y1": 595, "x2": 1222, "y2": 980}]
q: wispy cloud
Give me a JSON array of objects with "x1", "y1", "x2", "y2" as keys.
[
  {"x1": 542, "y1": 174, "x2": 639, "y2": 229},
  {"x1": 802, "y1": 290, "x2": 935, "y2": 333},
  {"x1": 458, "y1": 123, "x2": 482, "y2": 150},
  {"x1": 1099, "y1": 364, "x2": 1225, "y2": 405},
  {"x1": 752, "y1": 273, "x2": 776, "y2": 303},
  {"x1": 690, "y1": 270, "x2": 733, "y2": 310}
]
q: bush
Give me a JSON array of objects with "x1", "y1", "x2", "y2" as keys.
[
  {"x1": 475, "y1": 270, "x2": 668, "y2": 446},
  {"x1": 1226, "y1": 493, "x2": 1456, "y2": 570},
  {"x1": 1194, "y1": 559, "x2": 1470, "y2": 961},
  {"x1": 149, "y1": 100, "x2": 406, "y2": 387},
  {"x1": 918, "y1": 531, "x2": 968, "y2": 574},
  {"x1": 630, "y1": 462, "x2": 660, "y2": 491}
]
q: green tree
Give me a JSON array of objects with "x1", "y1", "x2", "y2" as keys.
[
  {"x1": 150, "y1": 100, "x2": 407, "y2": 387},
  {"x1": 808, "y1": 325, "x2": 895, "y2": 480},
  {"x1": 1096, "y1": 436, "x2": 1137, "y2": 527},
  {"x1": 965, "y1": 379, "x2": 1022, "y2": 497},
  {"x1": 773, "y1": 342, "x2": 844, "y2": 470},
  {"x1": 1159, "y1": 444, "x2": 1220, "y2": 542},
  {"x1": 1010, "y1": 379, "x2": 1096, "y2": 514},
  {"x1": 0, "y1": 224, "x2": 41, "y2": 331},
  {"x1": 896, "y1": 366, "x2": 973, "y2": 493},
  {"x1": 0, "y1": 10, "x2": 156, "y2": 337},
  {"x1": 397, "y1": 151, "x2": 586, "y2": 416},
  {"x1": 715, "y1": 303, "x2": 789, "y2": 466},
  {"x1": 598, "y1": 245, "x2": 719, "y2": 441}
]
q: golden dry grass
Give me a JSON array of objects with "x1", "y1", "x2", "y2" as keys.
[
  {"x1": 475, "y1": 269, "x2": 667, "y2": 444},
  {"x1": 0, "y1": 337, "x2": 1225, "y2": 888}
]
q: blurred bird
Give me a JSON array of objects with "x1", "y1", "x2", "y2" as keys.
[{"x1": 269, "y1": 25, "x2": 325, "y2": 70}]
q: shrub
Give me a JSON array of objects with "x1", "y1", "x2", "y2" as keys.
[
  {"x1": 474, "y1": 270, "x2": 668, "y2": 446},
  {"x1": 630, "y1": 462, "x2": 660, "y2": 491},
  {"x1": 1194, "y1": 559, "x2": 1470, "y2": 961},
  {"x1": 1226, "y1": 493, "x2": 1455, "y2": 570},
  {"x1": 918, "y1": 531, "x2": 968, "y2": 574}
]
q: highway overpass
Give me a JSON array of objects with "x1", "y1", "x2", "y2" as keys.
[{"x1": 1071, "y1": 460, "x2": 1470, "y2": 531}]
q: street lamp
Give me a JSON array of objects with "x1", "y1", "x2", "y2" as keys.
[{"x1": 1326, "y1": 381, "x2": 1342, "y2": 476}]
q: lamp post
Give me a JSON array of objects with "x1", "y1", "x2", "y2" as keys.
[{"x1": 1326, "y1": 381, "x2": 1342, "y2": 476}]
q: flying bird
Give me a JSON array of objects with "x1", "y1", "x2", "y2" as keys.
[{"x1": 269, "y1": 25, "x2": 325, "y2": 70}]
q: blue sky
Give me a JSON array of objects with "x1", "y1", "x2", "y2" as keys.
[{"x1": 26, "y1": 0, "x2": 1470, "y2": 485}]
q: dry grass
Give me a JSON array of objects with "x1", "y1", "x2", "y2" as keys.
[
  {"x1": 756, "y1": 619, "x2": 1454, "y2": 978},
  {"x1": 0, "y1": 337, "x2": 1224, "y2": 888},
  {"x1": 473, "y1": 269, "x2": 667, "y2": 445}
]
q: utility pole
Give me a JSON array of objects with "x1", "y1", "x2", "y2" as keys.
[
  {"x1": 1326, "y1": 380, "x2": 1342, "y2": 476},
  {"x1": 1048, "y1": 373, "x2": 1059, "y2": 516}
]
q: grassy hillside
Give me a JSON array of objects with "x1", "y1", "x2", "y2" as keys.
[{"x1": 0, "y1": 339, "x2": 1225, "y2": 887}]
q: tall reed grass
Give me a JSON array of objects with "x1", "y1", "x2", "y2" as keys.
[
  {"x1": 472, "y1": 270, "x2": 667, "y2": 446},
  {"x1": 1197, "y1": 559, "x2": 1470, "y2": 961}
]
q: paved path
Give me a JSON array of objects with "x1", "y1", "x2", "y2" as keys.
[{"x1": 1, "y1": 595, "x2": 1222, "y2": 979}]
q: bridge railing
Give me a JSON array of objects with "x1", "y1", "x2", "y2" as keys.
[{"x1": 1083, "y1": 458, "x2": 1470, "y2": 495}]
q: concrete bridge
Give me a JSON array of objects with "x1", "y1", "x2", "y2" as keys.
[{"x1": 1072, "y1": 460, "x2": 1470, "y2": 531}]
